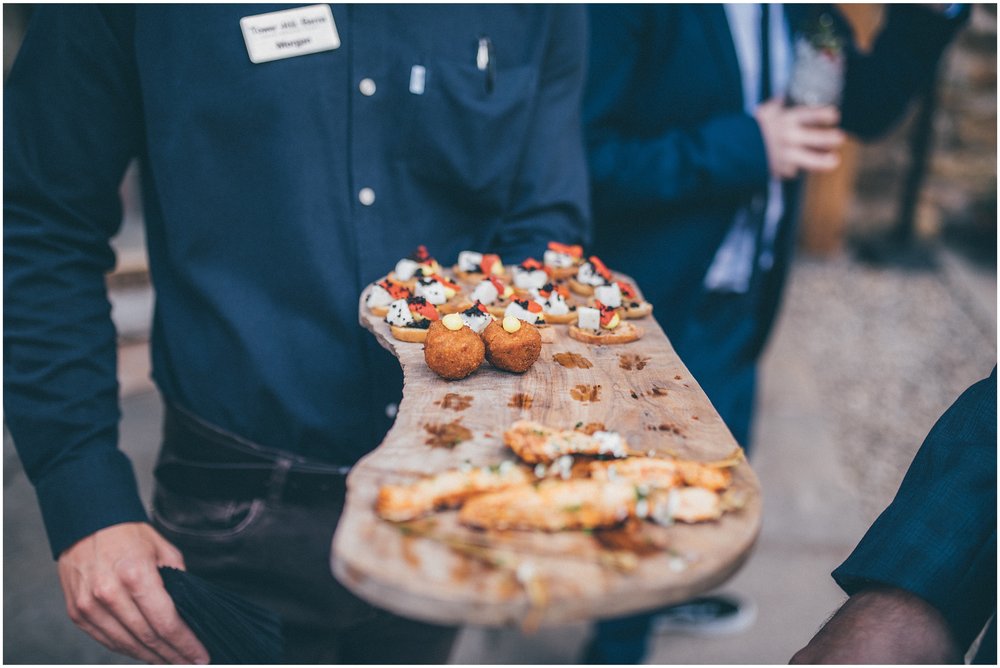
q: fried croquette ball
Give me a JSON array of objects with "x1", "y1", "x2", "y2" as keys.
[
  {"x1": 481, "y1": 318, "x2": 542, "y2": 373},
  {"x1": 423, "y1": 319, "x2": 485, "y2": 380}
]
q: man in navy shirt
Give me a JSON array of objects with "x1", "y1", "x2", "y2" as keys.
[{"x1": 5, "y1": 5, "x2": 589, "y2": 663}]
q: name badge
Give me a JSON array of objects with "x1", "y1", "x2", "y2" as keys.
[{"x1": 240, "y1": 5, "x2": 340, "y2": 64}]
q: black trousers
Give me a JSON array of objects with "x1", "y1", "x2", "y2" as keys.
[{"x1": 151, "y1": 404, "x2": 458, "y2": 664}]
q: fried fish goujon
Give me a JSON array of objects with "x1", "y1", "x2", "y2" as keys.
[
  {"x1": 504, "y1": 420, "x2": 631, "y2": 464},
  {"x1": 457, "y1": 480, "x2": 725, "y2": 530},
  {"x1": 458, "y1": 479, "x2": 636, "y2": 531},
  {"x1": 375, "y1": 463, "x2": 530, "y2": 522},
  {"x1": 588, "y1": 458, "x2": 732, "y2": 491}
]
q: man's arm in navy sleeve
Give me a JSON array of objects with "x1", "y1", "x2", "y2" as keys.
[
  {"x1": 490, "y1": 5, "x2": 591, "y2": 263},
  {"x1": 793, "y1": 368, "x2": 996, "y2": 663},
  {"x1": 583, "y1": 5, "x2": 769, "y2": 216},
  {"x1": 840, "y1": 4, "x2": 970, "y2": 139},
  {"x1": 831, "y1": 367, "x2": 997, "y2": 650},
  {"x1": 3, "y1": 5, "x2": 147, "y2": 559}
]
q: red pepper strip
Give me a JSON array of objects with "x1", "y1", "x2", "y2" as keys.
[{"x1": 547, "y1": 241, "x2": 583, "y2": 258}]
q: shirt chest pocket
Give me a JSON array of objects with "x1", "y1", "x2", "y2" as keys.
[{"x1": 398, "y1": 59, "x2": 539, "y2": 207}]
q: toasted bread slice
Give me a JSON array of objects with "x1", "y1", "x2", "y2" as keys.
[
  {"x1": 451, "y1": 266, "x2": 506, "y2": 284},
  {"x1": 541, "y1": 310, "x2": 577, "y2": 325},
  {"x1": 390, "y1": 324, "x2": 430, "y2": 343},
  {"x1": 546, "y1": 265, "x2": 580, "y2": 281},
  {"x1": 568, "y1": 322, "x2": 643, "y2": 345},
  {"x1": 620, "y1": 302, "x2": 653, "y2": 319},
  {"x1": 437, "y1": 299, "x2": 472, "y2": 315},
  {"x1": 369, "y1": 305, "x2": 390, "y2": 318},
  {"x1": 569, "y1": 278, "x2": 597, "y2": 296}
]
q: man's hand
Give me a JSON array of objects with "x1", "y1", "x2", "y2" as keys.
[
  {"x1": 790, "y1": 586, "x2": 961, "y2": 664},
  {"x1": 754, "y1": 99, "x2": 846, "y2": 180},
  {"x1": 57, "y1": 522, "x2": 210, "y2": 664}
]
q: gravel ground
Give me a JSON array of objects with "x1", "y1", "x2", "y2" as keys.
[{"x1": 774, "y1": 250, "x2": 996, "y2": 522}]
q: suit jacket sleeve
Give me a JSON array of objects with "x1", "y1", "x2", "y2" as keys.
[
  {"x1": 832, "y1": 367, "x2": 997, "y2": 649},
  {"x1": 583, "y1": 5, "x2": 769, "y2": 215},
  {"x1": 840, "y1": 4, "x2": 969, "y2": 140},
  {"x1": 3, "y1": 5, "x2": 148, "y2": 559},
  {"x1": 490, "y1": 5, "x2": 591, "y2": 263}
]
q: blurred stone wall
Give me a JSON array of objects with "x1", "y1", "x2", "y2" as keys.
[{"x1": 848, "y1": 4, "x2": 997, "y2": 262}]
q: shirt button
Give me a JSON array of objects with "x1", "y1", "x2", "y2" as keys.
[
  {"x1": 385, "y1": 403, "x2": 398, "y2": 419},
  {"x1": 359, "y1": 78, "x2": 376, "y2": 96},
  {"x1": 358, "y1": 188, "x2": 376, "y2": 206}
]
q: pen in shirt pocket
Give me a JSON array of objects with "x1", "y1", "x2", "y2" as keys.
[{"x1": 477, "y1": 36, "x2": 495, "y2": 93}]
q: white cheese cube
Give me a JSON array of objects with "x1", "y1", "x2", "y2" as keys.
[
  {"x1": 415, "y1": 279, "x2": 447, "y2": 305},
  {"x1": 505, "y1": 301, "x2": 540, "y2": 324},
  {"x1": 594, "y1": 283, "x2": 622, "y2": 308},
  {"x1": 394, "y1": 258, "x2": 419, "y2": 281},
  {"x1": 576, "y1": 262, "x2": 605, "y2": 287},
  {"x1": 470, "y1": 280, "x2": 499, "y2": 305},
  {"x1": 514, "y1": 268, "x2": 548, "y2": 290},
  {"x1": 457, "y1": 250, "x2": 483, "y2": 273},
  {"x1": 461, "y1": 310, "x2": 493, "y2": 333},
  {"x1": 386, "y1": 299, "x2": 415, "y2": 326},
  {"x1": 365, "y1": 284, "x2": 394, "y2": 308},
  {"x1": 544, "y1": 249, "x2": 575, "y2": 269},
  {"x1": 577, "y1": 306, "x2": 600, "y2": 330}
]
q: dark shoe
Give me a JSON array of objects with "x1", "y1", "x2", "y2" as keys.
[{"x1": 649, "y1": 594, "x2": 757, "y2": 636}]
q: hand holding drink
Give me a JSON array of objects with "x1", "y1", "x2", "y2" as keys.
[{"x1": 755, "y1": 12, "x2": 847, "y2": 180}]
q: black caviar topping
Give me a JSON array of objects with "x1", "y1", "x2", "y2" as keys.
[
  {"x1": 462, "y1": 305, "x2": 487, "y2": 317},
  {"x1": 407, "y1": 296, "x2": 429, "y2": 305},
  {"x1": 630, "y1": 301, "x2": 640, "y2": 308},
  {"x1": 412, "y1": 319, "x2": 432, "y2": 329}
]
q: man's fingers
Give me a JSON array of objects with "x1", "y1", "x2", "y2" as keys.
[
  {"x1": 71, "y1": 615, "x2": 123, "y2": 658},
  {"x1": 794, "y1": 126, "x2": 846, "y2": 151},
  {"x1": 790, "y1": 104, "x2": 840, "y2": 128},
  {"x1": 56, "y1": 523, "x2": 203, "y2": 663},
  {"x1": 152, "y1": 536, "x2": 187, "y2": 571},
  {"x1": 99, "y1": 577, "x2": 193, "y2": 664},
  {"x1": 122, "y1": 563, "x2": 211, "y2": 664},
  {"x1": 789, "y1": 146, "x2": 841, "y2": 173},
  {"x1": 72, "y1": 592, "x2": 170, "y2": 664}
]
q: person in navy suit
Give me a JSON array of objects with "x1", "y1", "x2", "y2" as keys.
[
  {"x1": 581, "y1": 4, "x2": 969, "y2": 663},
  {"x1": 792, "y1": 368, "x2": 995, "y2": 664}
]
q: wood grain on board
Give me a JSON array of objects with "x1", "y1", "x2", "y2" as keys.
[{"x1": 332, "y1": 274, "x2": 762, "y2": 628}]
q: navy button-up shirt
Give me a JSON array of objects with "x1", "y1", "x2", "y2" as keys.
[{"x1": 4, "y1": 4, "x2": 589, "y2": 557}]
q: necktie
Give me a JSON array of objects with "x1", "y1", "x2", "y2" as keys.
[{"x1": 760, "y1": 3, "x2": 771, "y2": 101}]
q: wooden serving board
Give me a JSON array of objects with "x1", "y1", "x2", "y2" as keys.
[{"x1": 332, "y1": 275, "x2": 762, "y2": 628}]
